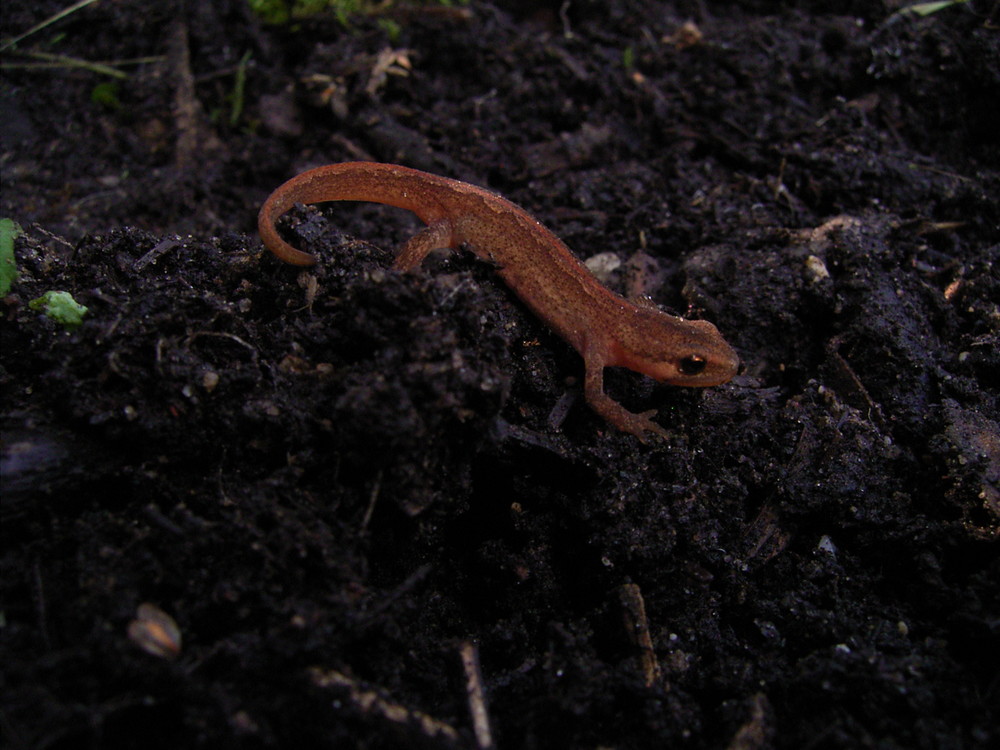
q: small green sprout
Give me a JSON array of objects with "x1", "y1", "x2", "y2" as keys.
[
  {"x1": 29, "y1": 291, "x2": 89, "y2": 329},
  {"x1": 377, "y1": 17, "x2": 402, "y2": 42},
  {"x1": 247, "y1": 0, "x2": 353, "y2": 25},
  {"x1": 0, "y1": 218, "x2": 21, "y2": 296},
  {"x1": 91, "y1": 81, "x2": 122, "y2": 110},
  {"x1": 622, "y1": 45, "x2": 635, "y2": 71}
]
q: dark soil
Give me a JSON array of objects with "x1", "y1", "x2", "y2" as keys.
[{"x1": 2, "y1": 1, "x2": 998, "y2": 748}]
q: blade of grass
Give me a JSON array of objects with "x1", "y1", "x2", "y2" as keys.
[
  {"x1": 229, "y1": 50, "x2": 253, "y2": 126},
  {"x1": 1, "y1": 0, "x2": 102, "y2": 52},
  {"x1": 3, "y1": 50, "x2": 129, "y2": 78},
  {"x1": 897, "y1": 0, "x2": 969, "y2": 18}
]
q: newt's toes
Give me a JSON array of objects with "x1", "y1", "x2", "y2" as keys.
[{"x1": 625, "y1": 410, "x2": 671, "y2": 443}]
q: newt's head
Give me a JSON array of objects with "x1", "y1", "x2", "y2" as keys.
[{"x1": 615, "y1": 310, "x2": 740, "y2": 387}]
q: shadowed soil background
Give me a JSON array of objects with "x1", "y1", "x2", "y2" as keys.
[{"x1": 1, "y1": 1, "x2": 998, "y2": 748}]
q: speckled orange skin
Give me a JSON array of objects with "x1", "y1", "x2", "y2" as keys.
[{"x1": 259, "y1": 162, "x2": 739, "y2": 440}]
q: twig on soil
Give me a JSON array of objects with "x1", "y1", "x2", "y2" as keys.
[
  {"x1": 309, "y1": 667, "x2": 463, "y2": 746},
  {"x1": 133, "y1": 238, "x2": 182, "y2": 273},
  {"x1": 186, "y1": 332, "x2": 259, "y2": 365},
  {"x1": 30, "y1": 225, "x2": 75, "y2": 251},
  {"x1": 619, "y1": 583, "x2": 662, "y2": 688},
  {"x1": 360, "y1": 563, "x2": 433, "y2": 624},
  {"x1": 459, "y1": 640, "x2": 494, "y2": 750},
  {"x1": 166, "y1": 19, "x2": 221, "y2": 171},
  {"x1": 360, "y1": 469, "x2": 383, "y2": 531}
]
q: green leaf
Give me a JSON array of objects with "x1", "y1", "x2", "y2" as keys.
[
  {"x1": 0, "y1": 218, "x2": 21, "y2": 296},
  {"x1": 28, "y1": 290, "x2": 89, "y2": 329},
  {"x1": 91, "y1": 81, "x2": 122, "y2": 110}
]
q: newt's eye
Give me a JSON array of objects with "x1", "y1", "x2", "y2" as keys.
[{"x1": 679, "y1": 355, "x2": 707, "y2": 376}]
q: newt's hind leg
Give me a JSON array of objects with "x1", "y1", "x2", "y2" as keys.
[{"x1": 392, "y1": 219, "x2": 456, "y2": 271}]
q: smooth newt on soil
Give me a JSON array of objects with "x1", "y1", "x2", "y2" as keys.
[{"x1": 258, "y1": 162, "x2": 739, "y2": 441}]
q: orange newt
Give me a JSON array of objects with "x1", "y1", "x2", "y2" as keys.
[{"x1": 258, "y1": 162, "x2": 739, "y2": 441}]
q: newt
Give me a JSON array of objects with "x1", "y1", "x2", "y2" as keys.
[{"x1": 258, "y1": 162, "x2": 739, "y2": 441}]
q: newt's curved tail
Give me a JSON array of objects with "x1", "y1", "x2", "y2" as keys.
[{"x1": 258, "y1": 162, "x2": 451, "y2": 266}]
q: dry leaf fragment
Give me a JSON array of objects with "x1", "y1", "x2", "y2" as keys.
[{"x1": 128, "y1": 603, "x2": 182, "y2": 658}]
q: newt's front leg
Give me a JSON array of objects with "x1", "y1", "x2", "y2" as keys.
[{"x1": 583, "y1": 343, "x2": 670, "y2": 442}]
